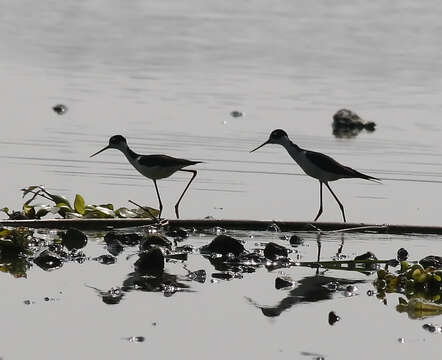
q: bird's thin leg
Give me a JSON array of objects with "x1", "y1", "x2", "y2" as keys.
[
  {"x1": 325, "y1": 182, "x2": 346, "y2": 223},
  {"x1": 174, "y1": 169, "x2": 197, "y2": 219},
  {"x1": 314, "y1": 181, "x2": 323, "y2": 221},
  {"x1": 153, "y1": 180, "x2": 163, "y2": 218}
]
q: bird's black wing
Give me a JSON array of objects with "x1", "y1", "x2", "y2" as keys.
[
  {"x1": 138, "y1": 154, "x2": 201, "y2": 168},
  {"x1": 305, "y1": 151, "x2": 378, "y2": 180}
]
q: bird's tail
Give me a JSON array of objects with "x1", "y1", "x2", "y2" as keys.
[{"x1": 347, "y1": 167, "x2": 381, "y2": 183}]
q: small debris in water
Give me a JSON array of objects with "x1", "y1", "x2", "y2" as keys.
[
  {"x1": 93, "y1": 254, "x2": 117, "y2": 265},
  {"x1": 366, "y1": 290, "x2": 375, "y2": 296},
  {"x1": 397, "y1": 337, "x2": 405, "y2": 343},
  {"x1": 23, "y1": 300, "x2": 34, "y2": 305},
  {"x1": 152, "y1": 322, "x2": 157, "y2": 326},
  {"x1": 230, "y1": 110, "x2": 244, "y2": 118},
  {"x1": 422, "y1": 323, "x2": 442, "y2": 334},
  {"x1": 344, "y1": 285, "x2": 358, "y2": 297},
  {"x1": 163, "y1": 284, "x2": 178, "y2": 297},
  {"x1": 328, "y1": 311, "x2": 341, "y2": 325},
  {"x1": 124, "y1": 336, "x2": 145, "y2": 343},
  {"x1": 53, "y1": 104, "x2": 68, "y2": 115}
]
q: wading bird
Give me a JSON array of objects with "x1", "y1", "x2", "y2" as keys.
[
  {"x1": 250, "y1": 129, "x2": 380, "y2": 222},
  {"x1": 90, "y1": 135, "x2": 201, "y2": 219}
]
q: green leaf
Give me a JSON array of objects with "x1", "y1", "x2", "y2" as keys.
[
  {"x1": 50, "y1": 194, "x2": 72, "y2": 208},
  {"x1": 74, "y1": 194, "x2": 86, "y2": 215},
  {"x1": 83, "y1": 206, "x2": 114, "y2": 218},
  {"x1": 115, "y1": 207, "x2": 137, "y2": 218},
  {"x1": 99, "y1": 203, "x2": 114, "y2": 211},
  {"x1": 133, "y1": 206, "x2": 160, "y2": 219}
]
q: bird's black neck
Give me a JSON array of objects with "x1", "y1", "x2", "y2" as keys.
[
  {"x1": 288, "y1": 140, "x2": 302, "y2": 152},
  {"x1": 125, "y1": 146, "x2": 139, "y2": 160}
]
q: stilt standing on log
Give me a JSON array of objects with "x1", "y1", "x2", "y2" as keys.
[{"x1": 90, "y1": 135, "x2": 201, "y2": 219}]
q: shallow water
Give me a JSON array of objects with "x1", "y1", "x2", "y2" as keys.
[
  {"x1": 1, "y1": 228, "x2": 441, "y2": 360},
  {"x1": 1, "y1": 1, "x2": 442, "y2": 359}
]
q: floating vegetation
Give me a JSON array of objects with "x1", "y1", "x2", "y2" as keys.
[
  {"x1": 374, "y1": 260, "x2": 442, "y2": 317},
  {"x1": 1, "y1": 185, "x2": 159, "y2": 220},
  {"x1": 332, "y1": 108, "x2": 376, "y2": 138}
]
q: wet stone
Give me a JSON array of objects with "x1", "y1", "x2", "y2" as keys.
[
  {"x1": 264, "y1": 242, "x2": 289, "y2": 260},
  {"x1": 105, "y1": 239, "x2": 124, "y2": 256},
  {"x1": 134, "y1": 247, "x2": 165, "y2": 275},
  {"x1": 61, "y1": 228, "x2": 88, "y2": 251},
  {"x1": 289, "y1": 234, "x2": 303, "y2": 246},
  {"x1": 200, "y1": 235, "x2": 245, "y2": 257},
  {"x1": 105, "y1": 231, "x2": 142, "y2": 246},
  {"x1": 397, "y1": 248, "x2": 409, "y2": 261},
  {"x1": 34, "y1": 250, "x2": 63, "y2": 271},
  {"x1": 419, "y1": 255, "x2": 442, "y2": 269},
  {"x1": 165, "y1": 252, "x2": 188, "y2": 261},
  {"x1": 328, "y1": 311, "x2": 341, "y2": 325},
  {"x1": 140, "y1": 234, "x2": 172, "y2": 251}
]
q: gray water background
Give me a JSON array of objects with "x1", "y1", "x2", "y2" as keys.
[{"x1": 0, "y1": 1, "x2": 442, "y2": 359}]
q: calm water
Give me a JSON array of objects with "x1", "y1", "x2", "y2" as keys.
[{"x1": 1, "y1": 1, "x2": 441, "y2": 359}]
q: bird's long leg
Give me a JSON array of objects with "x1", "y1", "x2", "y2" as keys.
[
  {"x1": 174, "y1": 169, "x2": 197, "y2": 219},
  {"x1": 325, "y1": 182, "x2": 346, "y2": 223},
  {"x1": 153, "y1": 180, "x2": 163, "y2": 218},
  {"x1": 314, "y1": 181, "x2": 323, "y2": 221}
]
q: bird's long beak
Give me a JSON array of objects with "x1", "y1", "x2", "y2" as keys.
[
  {"x1": 90, "y1": 145, "x2": 110, "y2": 158},
  {"x1": 250, "y1": 140, "x2": 269, "y2": 153}
]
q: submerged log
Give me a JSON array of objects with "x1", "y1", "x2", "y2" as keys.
[{"x1": 1, "y1": 218, "x2": 442, "y2": 235}]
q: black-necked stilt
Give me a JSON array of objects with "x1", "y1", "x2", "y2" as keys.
[
  {"x1": 250, "y1": 129, "x2": 380, "y2": 222},
  {"x1": 90, "y1": 135, "x2": 201, "y2": 219}
]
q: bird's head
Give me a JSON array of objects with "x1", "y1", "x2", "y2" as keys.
[
  {"x1": 250, "y1": 129, "x2": 289, "y2": 152},
  {"x1": 90, "y1": 135, "x2": 128, "y2": 157}
]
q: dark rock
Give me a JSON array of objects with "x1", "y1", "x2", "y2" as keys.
[
  {"x1": 397, "y1": 248, "x2": 408, "y2": 261},
  {"x1": 140, "y1": 234, "x2": 172, "y2": 251},
  {"x1": 34, "y1": 250, "x2": 63, "y2": 271},
  {"x1": 134, "y1": 247, "x2": 164, "y2": 275},
  {"x1": 200, "y1": 235, "x2": 245, "y2": 257},
  {"x1": 61, "y1": 228, "x2": 88, "y2": 251},
  {"x1": 165, "y1": 252, "x2": 188, "y2": 261},
  {"x1": 328, "y1": 311, "x2": 341, "y2": 325},
  {"x1": 106, "y1": 239, "x2": 124, "y2": 256},
  {"x1": 289, "y1": 234, "x2": 303, "y2": 246},
  {"x1": 419, "y1": 255, "x2": 442, "y2": 269},
  {"x1": 104, "y1": 231, "x2": 142, "y2": 246},
  {"x1": 275, "y1": 276, "x2": 294, "y2": 289},
  {"x1": 264, "y1": 242, "x2": 288, "y2": 260}
]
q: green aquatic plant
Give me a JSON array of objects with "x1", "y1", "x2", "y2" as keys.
[
  {"x1": 374, "y1": 261, "x2": 442, "y2": 304},
  {"x1": 0, "y1": 227, "x2": 33, "y2": 278},
  {"x1": 1, "y1": 185, "x2": 159, "y2": 220}
]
